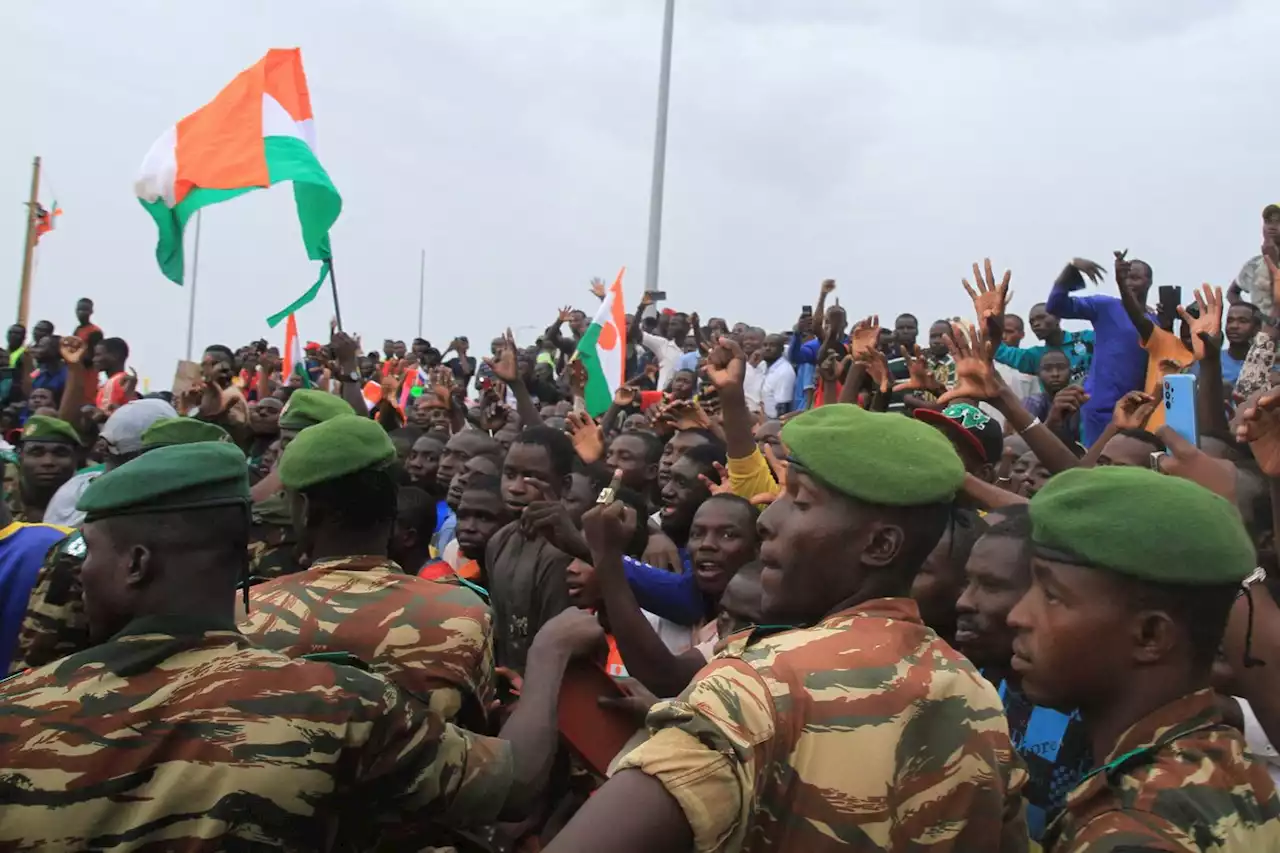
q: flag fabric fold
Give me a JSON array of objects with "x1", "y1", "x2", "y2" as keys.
[
  {"x1": 134, "y1": 47, "x2": 341, "y2": 324},
  {"x1": 281, "y1": 313, "x2": 312, "y2": 388},
  {"x1": 576, "y1": 267, "x2": 627, "y2": 416}
]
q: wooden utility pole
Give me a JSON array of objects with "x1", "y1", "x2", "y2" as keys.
[{"x1": 17, "y1": 156, "x2": 41, "y2": 328}]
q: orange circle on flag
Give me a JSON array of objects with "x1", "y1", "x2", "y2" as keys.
[{"x1": 598, "y1": 322, "x2": 618, "y2": 350}]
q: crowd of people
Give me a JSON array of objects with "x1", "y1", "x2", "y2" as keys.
[{"x1": 2, "y1": 210, "x2": 1280, "y2": 851}]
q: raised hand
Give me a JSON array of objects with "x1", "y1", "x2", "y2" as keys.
[
  {"x1": 565, "y1": 410, "x2": 605, "y2": 464},
  {"x1": 582, "y1": 500, "x2": 635, "y2": 557},
  {"x1": 1177, "y1": 285, "x2": 1224, "y2": 360},
  {"x1": 892, "y1": 347, "x2": 940, "y2": 395},
  {"x1": 59, "y1": 335, "x2": 86, "y2": 365},
  {"x1": 962, "y1": 258, "x2": 1013, "y2": 323},
  {"x1": 483, "y1": 329, "x2": 520, "y2": 383},
  {"x1": 613, "y1": 385, "x2": 639, "y2": 408},
  {"x1": 566, "y1": 359, "x2": 588, "y2": 397},
  {"x1": 1046, "y1": 386, "x2": 1088, "y2": 426},
  {"x1": 699, "y1": 461, "x2": 733, "y2": 496},
  {"x1": 589, "y1": 277, "x2": 606, "y2": 300},
  {"x1": 849, "y1": 315, "x2": 880, "y2": 360},
  {"x1": 556, "y1": 305, "x2": 574, "y2": 325},
  {"x1": 664, "y1": 399, "x2": 712, "y2": 432},
  {"x1": 861, "y1": 350, "x2": 892, "y2": 394},
  {"x1": 936, "y1": 322, "x2": 1004, "y2": 406},
  {"x1": 1235, "y1": 388, "x2": 1280, "y2": 476},
  {"x1": 121, "y1": 367, "x2": 139, "y2": 400},
  {"x1": 1111, "y1": 391, "x2": 1158, "y2": 431},
  {"x1": 702, "y1": 336, "x2": 746, "y2": 392},
  {"x1": 820, "y1": 278, "x2": 837, "y2": 296},
  {"x1": 1113, "y1": 249, "x2": 1131, "y2": 287},
  {"x1": 1071, "y1": 258, "x2": 1107, "y2": 286}
]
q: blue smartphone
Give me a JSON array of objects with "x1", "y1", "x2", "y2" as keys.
[{"x1": 1163, "y1": 373, "x2": 1199, "y2": 448}]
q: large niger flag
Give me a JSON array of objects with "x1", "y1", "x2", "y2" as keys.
[
  {"x1": 576, "y1": 267, "x2": 627, "y2": 416},
  {"x1": 134, "y1": 48, "x2": 340, "y2": 325}
]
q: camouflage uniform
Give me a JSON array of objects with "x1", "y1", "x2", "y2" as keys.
[
  {"x1": 248, "y1": 491, "x2": 305, "y2": 581},
  {"x1": 242, "y1": 556, "x2": 496, "y2": 730},
  {"x1": 10, "y1": 530, "x2": 87, "y2": 671},
  {"x1": 1044, "y1": 688, "x2": 1280, "y2": 852},
  {"x1": 614, "y1": 598, "x2": 1029, "y2": 852},
  {"x1": 0, "y1": 616, "x2": 513, "y2": 851}
]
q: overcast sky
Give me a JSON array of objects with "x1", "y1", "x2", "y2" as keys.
[{"x1": 3, "y1": 0, "x2": 1278, "y2": 385}]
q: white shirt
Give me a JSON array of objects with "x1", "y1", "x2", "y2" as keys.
[
  {"x1": 743, "y1": 361, "x2": 766, "y2": 414},
  {"x1": 641, "y1": 332, "x2": 683, "y2": 390},
  {"x1": 762, "y1": 358, "x2": 796, "y2": 418},
  {"x1": 981, "y1": 362, "x2": 1039, "y2": 427}
]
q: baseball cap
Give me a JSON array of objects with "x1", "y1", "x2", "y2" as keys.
[
  {"x1": 913, "y1": 403, "x2": 1003, "y2": 466},
  {"x1": 99, "y1": 398, "x2": 178, "y2": 457},
  {"x1": 1263, "y1": 204, "x2": 1280, "y2": 220}
]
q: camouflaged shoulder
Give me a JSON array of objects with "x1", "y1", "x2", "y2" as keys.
[{"x1": 301, "y1": 650, "x2": 371, "y2": 671}]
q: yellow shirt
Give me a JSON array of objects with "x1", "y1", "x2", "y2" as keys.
[{"x1": 727, "y1": 448, "x2": 779, "y2": 503}]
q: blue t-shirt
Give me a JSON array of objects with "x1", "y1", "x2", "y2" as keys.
[
  {"x1": 999, "y1": 679, "x2": 1091, "y2": 842},
  {"x1": 1045, "y1": 290, "x2": 1154, "y2": 445},
  {"x1": 0, "y1": 522, "x2": 73, "y2": 674},
  {"x1": 621, "y1": 550, "x2": 700, "y2": 626}
]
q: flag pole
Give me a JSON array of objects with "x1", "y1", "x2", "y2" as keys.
[
  {"x1": 417, "y1": 248, "x2": 425, "y2": 339},
  {"x1": 643, "y1": 0, "x2": 676, "y2": 299},
  {"x1": 17, "y1": 156, "x2": 41, "y2": 328},
  {"x1": 328, "y1": 257, "x2": 344, "y2": 332},
  {"x1": 184, "y1": 209, "x2": 202, "y2": 361}
]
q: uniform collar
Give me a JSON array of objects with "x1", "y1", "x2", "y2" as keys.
[
  {"x1": 1061, "y1": 688, "x2": 1221, "y2": 814},
  {"x1": 822, "y1": 597, "x2": 923, "y2": 628},
  {"x1": 306, "y1": 555, "x2": 403, "y2": 574},
  {"x1": 112, "y1": 614, "x2": 239, "y2": 640}
]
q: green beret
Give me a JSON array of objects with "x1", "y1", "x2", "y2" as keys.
[
  {"x1": 140, "y1": 417, "x2": 231, "y2": 448},
  {"x1": 277, "y1": 390, "x2": 353, "y2": 431},
  {"x1": 780, "y1": 404, "x2": 964, "y2": 506},
  {"x1": 1030, "y1": 466, "x2": 1255, "y2": 585},
  {"x1": 22, "y1": 415, "x2": 82, "y2": 447},
  {"x1": 77, "y1": 443, "x2": 250, "y2": 523},
  {"x1": 278, "y1": 414, "x2": 394, "y2": 492}
]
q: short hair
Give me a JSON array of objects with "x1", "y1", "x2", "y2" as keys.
[
  {"x1": 1230, "y1": 303, "x2": 1264, "y2": 323},
  {"x1": 618, "y1": 430, "x2": 664, "y2": 464},
  {"x1": 929, "y1": 319, "x2": 953, "y2": 331},
  {"x1": 573, "y1": 460, "x2": 612, "y2": 491},
  {"x1": 1116, "y1": 428, "x2": 1166, "y2": 453},
  {"x1": 702, "y1": 493, "x2": 760, "y2": 534},
  {"x1": 204, "y1": 344, "x2": 234, "y2": 363},
  {"x1": 513, "y1": 426, "x2": 576, "y2": 481},
  {"x1": 390, "y1": 426, "x2": 425, "y2": 444},
  {"x1": 1132, "y1": 259, "x2": 1153, "y2": 280},
  {"x1": 395, "y1": 486, "x2": 435, "y2": 533},
  {"x1": 101, "y1": 337, "x2": 129, "y2": 362},
  {"x1": 1005, "y1": 314, "x2": 1026, "y2": 329},
  {"x1": 896, "y1": 313, "x2": 918, "y2": 323},
  {"x1": 301, "y1": 465, "x2": 398, "y2": 529},
  {"x1": 463, "y1": 473, "x2": 502, "y2": 496},
  {"x1": 1121, "y1": 577, "x2": 1239, "y2": 669},
  {"x1": 102, "y1": 504, "x2": 249, "y2": 562},
  {"x1": 77, "y1": 297, "x2": 93, "y2": 305},
  {"x1": 982, "y1": 504, "x2": 1033, "y2": 574},
  {"x1": 681, "y1": 442, "x2": 728, "y2": 474}
]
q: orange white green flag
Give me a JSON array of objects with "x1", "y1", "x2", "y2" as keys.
[
  {"x1": 575, "y1": 267, "x2": 627, "y2": 416},
  {"x1": 134, "y1": 48, "x2": 341, "y2": 327}
]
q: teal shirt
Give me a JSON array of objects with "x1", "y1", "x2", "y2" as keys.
[{"x1": 995, "y1": 330, "x2": 1095, "y2": 387}]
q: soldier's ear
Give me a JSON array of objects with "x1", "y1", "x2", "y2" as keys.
[
  {"x1": 125, "y1": 543, "x2": 152, "y2": 587},
  {"x1": 861, "y1": 521, "x2": 904, "y2": 570}
]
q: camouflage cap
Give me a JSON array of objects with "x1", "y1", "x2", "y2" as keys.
[
  {"x1": 1030, "y1": 466, "x2": 1255, "y2": 585},
  {"x1": 77, "y1": 443, "x2": 250, "y2": 523},
  {"x1": 140, "y1": 417, "x2": 231, "y2": 448},
  {"x1": 278, "y1": 414, "x2": 395, "y2": 492},
  {"x1": 21, "y1": 415, "x2": 82, "y2": 447},
  {"x1": 780, "y1": 403, "x2": 964, "y2": 506},
  {"x1": 277, "y1": 390, "x2": 353, "y2": 431}
]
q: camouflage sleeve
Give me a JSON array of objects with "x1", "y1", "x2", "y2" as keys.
[
  {"x1": 1062, "y1": 811, "x2": 1193, "y2": 852},
  {"x1": 358, "y1": 676, "x2": 514, "y2": 827},
  {"x1": 11, "y1": 532, "x2": 88, "y2": 672},
  {"x1": 613, "y1": 657, "x2": 774, "y2": 853}
]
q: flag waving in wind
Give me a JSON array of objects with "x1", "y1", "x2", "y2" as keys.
[
  {"x1": 134, "y1": 48, "x2": 341, "y2": 326},
  {"x1": 575, "y1": 267, "x2": 627, "y2": 416}
]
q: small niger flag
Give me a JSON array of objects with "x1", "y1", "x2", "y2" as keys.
[
  {"x1": 575, "y1": 267, "x2": 627, "y2": 416},
  {"x1": 281, "y1": 313, "x2": 311, "y2": 388}
]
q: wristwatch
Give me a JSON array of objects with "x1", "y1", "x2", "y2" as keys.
[{"x1": 342, "y1": 369, "x2": 360, "y2": 383}]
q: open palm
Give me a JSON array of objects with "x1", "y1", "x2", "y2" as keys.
[
  {"x1": 849, "y1": 315, "x2": 880, "y2": 360},
  {"x1": 962, "y1": 258, "x2": 1013, "y2": 322},
  {"x1": 937, "y1": 323, "x2": 1004, "y2": 406}
]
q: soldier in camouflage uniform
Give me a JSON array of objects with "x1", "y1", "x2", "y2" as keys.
[
  {"x1": 13, "y1": 415, "x2": 83, "y2": 522},
  {"x1": 549, "y1": 404, "x2": 1029, "y2": 852},
  {"x1": 1007, "y1": 466, "x2": 1280, "y2": 852},
  {"x1": 0, "y1": 440, "x2": 602, "y2": 851},
  {"x1": 10, "y1": 418, "x2": 231, "y2": 672},
  {"x1": 248, "y1": 389, "x2": 354, "y2": 581},
  {"x1": 243, "y1": 415, "x2": 495, "y2": 730}
]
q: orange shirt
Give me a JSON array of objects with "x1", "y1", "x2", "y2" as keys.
[
  {"x1": 96, "y1": 371, "x2": 130, "y2": 412},
  {"x1": 1141, "y1": 326, "x2": 1195, "y2": 432}
]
